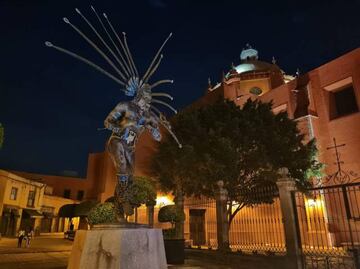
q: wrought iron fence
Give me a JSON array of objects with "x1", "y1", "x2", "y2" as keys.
[
  {"x1": 229, "y1": 197, "x2": 285, "y2": 253},
  {"x1": 183, "y1": 193, "x2": 286, "y2": 254},
  {"x1": 293, "y1": 182, "x2": 360, "y2": 269}
]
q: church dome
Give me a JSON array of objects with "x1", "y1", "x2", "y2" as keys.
[
  {"x1": 232, "y1": 60, "x2": 281, "y2": 75},
  {"x1": 228, "y1": 45, "x2": 283, "y2": 77},
  {"x1": 224, "y1": 45, "x2": 285, "y2": 89}
]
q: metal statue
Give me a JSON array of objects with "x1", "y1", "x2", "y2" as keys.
[{"x1": 45, "y1": 6, "x2": 182, "y2": 223}]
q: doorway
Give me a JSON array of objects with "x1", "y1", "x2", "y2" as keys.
[{"x1": 189, "y1": 209, "x2": 206, "y2": 246}]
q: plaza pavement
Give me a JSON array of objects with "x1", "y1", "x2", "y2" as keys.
[{"x1": 0, "y1": 234, "x2": 233, "y2": 269}]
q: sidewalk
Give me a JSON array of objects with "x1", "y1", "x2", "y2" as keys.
[
  {"x1": 0, "y1": 234, "x2": 72, "y2": 254},
  {"x1": 0, "y1": 251, "x2": 70, "y2": 269},
  {"x1": 0, "y1": 235, "x2": 233, "y2": 268},
  {"x1": 0, "y1": 252, "x2": 232, "y2": 269}
]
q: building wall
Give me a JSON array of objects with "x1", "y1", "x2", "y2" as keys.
[
  {"x1": 0, "y1": 170, "x2": 44, "y2": 211},
  {"x1": 305, "y1": 49, "x2": 360, "y2": 179},
  {"x1": 10, "y1": 129, "x2": 159, "y2": 204},
  {"x1": 0, "y1": 174, "x2": 7, "y2": 218},
  {"x1": 202, "y1": 48, "x2": 360, "y2": 184},
  {"x1": 0, "y1": 170, "x2": 80, "y2": 236},
  {"x1": 42, "y1": 195, "x2": 79, "y2": 233},
  {"x1": 0, "y1": 170, "x2": 45, "y2": 236},
  {"x1": 11, "y1": 171, "x2": 91, "y2": 201},
  {"x1": 11, "y1": 151, "x2": 104, "y2": 201}
]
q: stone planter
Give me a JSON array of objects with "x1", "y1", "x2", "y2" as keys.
[{"x1": 68, "y1": 228, "x2": 167, "y2": 269}]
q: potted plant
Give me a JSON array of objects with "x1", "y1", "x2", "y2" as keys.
[{"x1": 158, "y1": 204, "x2": 185, "y2": 264}]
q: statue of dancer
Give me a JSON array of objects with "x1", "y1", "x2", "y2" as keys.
[
  {"x1": 45, "y1": 6, "x2": 181, "y2": 222},
  {"x1": 104, "y1": 85, "x2": 161, "y2": 220}
]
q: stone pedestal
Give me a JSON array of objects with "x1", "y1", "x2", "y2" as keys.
[{"x1": 67, "y1": 227, "x2": 167, "y2": 269}]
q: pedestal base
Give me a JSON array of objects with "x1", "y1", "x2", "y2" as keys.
[{"x1": 67, "y1": 228, "x2": 167, "y2": 269}]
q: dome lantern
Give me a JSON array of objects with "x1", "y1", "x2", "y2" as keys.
[{"x1": 240, "y1": 44, "x2": 258, "y2": 61}]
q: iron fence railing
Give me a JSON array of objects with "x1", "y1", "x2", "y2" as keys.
[
  {"x1": 293, "y1": 182, "x2": 360, "y2": 269},
  {"x1": 183, "y1": 194, "x2": 286, "y2": 254}
]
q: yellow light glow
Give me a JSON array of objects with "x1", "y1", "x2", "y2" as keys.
[
  {"x1": 156, "y1": 195, "x2": 174, "y2": 207},
  {"x1": 305, "y1": 198, "x2": 323, "y2": 208}
]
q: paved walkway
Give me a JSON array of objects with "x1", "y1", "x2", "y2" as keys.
[
  {"x1": 0, "y1": 234, "x2": 232, "y2": 269},
  {"x1": 0, "y1": 252, "x2": 232, "y2": 269},
  {"x1": 0, "y1": 251, "x2": 69, "y2": 269},
  {"x1": 0, "y1": 234, "x2": 72, "y2": 254}
]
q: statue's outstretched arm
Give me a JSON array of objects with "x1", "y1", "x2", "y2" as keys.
[
  {"x1": 145, "y1": 114, "x2": 162, "y2": 142},
  {"x1": 149, "y1": 111, "x2": 182, "y2": 148}
]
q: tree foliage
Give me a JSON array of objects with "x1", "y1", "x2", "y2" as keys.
[{"x1": 152, "y1": 99, "x2": 322, "y2": 226}]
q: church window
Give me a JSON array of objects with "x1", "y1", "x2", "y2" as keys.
[
  {"x1": 325, "y1": 77, "x2": 359, "y2": 120},
  {"x1": 249, "y1": 87, "x2": 263, "y2": 96},
  {"x1": 332, "y1": 85, "x2": 358, "y2": 118}
]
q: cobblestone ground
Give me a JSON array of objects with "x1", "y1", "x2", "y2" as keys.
[{"x1": 0, "y1": 234, "x2": 233, "y2": 269}]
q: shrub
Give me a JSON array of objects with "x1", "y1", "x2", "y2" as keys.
[
  {"x1": 88, "y1": 202, "x2": 116, "y2": 225},
  {"x1": 158, "y1": 205, "x2": 185, "y2": 227}
]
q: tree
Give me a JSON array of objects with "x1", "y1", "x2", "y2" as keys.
[
  {"x1": 152, "y1": 98, "x2": 322, "y2": 248},
  {"x1": 152, "y1": 110, "x2": 202, "y2": 239},
  {"x1": 0, "y1": 123, "x2": 4, "y2": 149}
]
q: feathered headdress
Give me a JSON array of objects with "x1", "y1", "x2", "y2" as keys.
[
  {"x1": 45, "y1": 6, "x2": 181, "y2": 148},
  {"x1": 45, "y1": 6, "x2": 177, "y2": 114}
]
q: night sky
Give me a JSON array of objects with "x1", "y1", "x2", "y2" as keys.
[{"x1": 1, "y1": 0, "x2": 360, "y2": 177}]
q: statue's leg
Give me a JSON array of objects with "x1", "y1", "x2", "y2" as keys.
[
  {"x1": 107, "y1": 137, "x2": 128, "y2": 222},
  {"x1": 121, "y1": 146, "x2": 136, "y2": 217}
]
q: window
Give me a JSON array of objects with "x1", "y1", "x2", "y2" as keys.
[
  {"x1": 10, "y1": 187, "x2": 18, "y2": 200},
  {"x1": 332, "y1": 85, "x2": 359, "y2": 118},
  {"x1": 249, "y1": 87, "x2": 263, "y2": 96},
  {"x1": 325, "y1": 77, "x2": 359, "y2": 120},
  {"x1": 27, "y1": 191, "x2": 35, "y2": 207},
  {"x1": 63, "y1": 189, "x2": 71, "y2": 199},
  {"x1": 77, "y1": 190, "x2": 84, "y2": 201}
]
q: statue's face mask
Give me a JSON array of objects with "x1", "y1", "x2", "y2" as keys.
[{"x1": 136, "y1": 86, "x2": 151, "y2": 111}]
